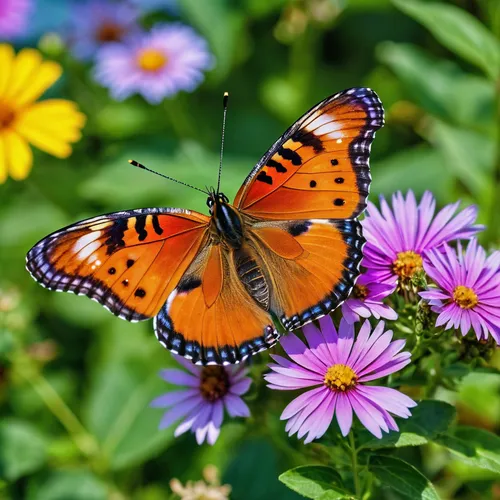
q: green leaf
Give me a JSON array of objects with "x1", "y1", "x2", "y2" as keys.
[
  {"x1": 279, "y1": 466, "x2": 350, "y2": 499},
  {"x1": 377, "y1": 42, "x2": 496, "y2": 128},
  {"x1": 392, "y1": 0, "x2": 500, "y2": 80},
  {"x1": 435, "y1": 426, "x2": 500, "y2": 475},
  {"x1": 0, "y1": 419, "x2": 47, "y2": 481},
  {"x1": 178, "y1": 0, "x2": 246, "y2": 80},
  {"x1": 424, "y1": 120, "x2": 494, "y2": 198},
  {"x1": 369, "y1": 455, "x2": 440, "y2": 500},
  {"x1": 358, "y1": 400, "x2": 455, "y2": 450},
  {"x1": 27, "y1": 470, "x2": 107, "y2": 500},
  {"x1": 371, "y1": 145, "x2": 454, "y2": 200}
]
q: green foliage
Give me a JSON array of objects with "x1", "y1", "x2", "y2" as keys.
[
  {"x1": 357, "y1": 400, "x2": 456, "y2": 450},
  {"x1": 369, "y1": 455, "x2": 440, "y2": 500},
  {"x1": 279, "y1": 466, "x2": 350, "y2": 499}
]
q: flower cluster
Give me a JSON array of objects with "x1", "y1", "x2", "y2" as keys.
[
  {"x1": 67, "y1": 1, "x2": 213, "y2": 103},
  {"x1": 153, "y1": 189, "x2": 499, "y2": 446}
]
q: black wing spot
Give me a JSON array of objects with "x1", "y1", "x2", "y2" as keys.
[
  {"x1": 256, "y1": 171, "x2": 273, "y2": 185},
  {"x1": 127, "y1": 259, "x2": 135, "y2": 268},
  {"x1": 278, "y1": 146, "x2": 302, "y2": 166},
  {"x1": 108, "y1": 267, "x2": 116, "y2": 275},
  {"x1": 105, "y1": 219, "x2": 127, "y2": 254},
  {"x1": 134, "y1": 288, "x2": 146, "y2": 298},
  {"x1": 310, "y1": 180, "x2": 317, "y2": 188},
  {"x1": 267, "y1": 159, "x2": 287, "y2": 173},
  {"x1": 135, "y1": 215, "x2": 148, "y2": 241},
  {"x1": 331, "y1": 159, "x2": 339, "y2": 166},
  {"x1": 177, "y1": 277, "x2": 202, "y2": 293},
  {"x1": 334, "y1": 198, "x2": 345, "y2": 206},
  {"x1": 292, "y1": 130, "x2": 324, "y2": 153},
  {"x1": 335, "y1": 177, "x2": 344, "y2": 184},
  {"x1": 152, "y1": 214, "x2": 164, "y2": 235},
  {"x1": 288, "y1": 221, "x2": 311, "y2": 236},
  {"x1": 122, "y1": 279, "x2": 129, "y2": 287}
]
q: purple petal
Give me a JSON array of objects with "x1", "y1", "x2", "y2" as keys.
[
  {"x1": 230, "y1": 377, "x2": 252, "y2": 396},
  {"x1": 348, "y1": 391, "x2": 382, "y2": 438},
  {"x1": 335, "y1": 393, "x2": 353, "y2": 436},
  {"x1": 224, "y1": 394, "x2": 250, "y2": 418},
  {"x1": 281, "y1": 387, "x2": 326, "y2": 420},
  {"x1": 159, "y1": 396, "x2": 203, "y2": 429},
  {"x1": 159, "y1": 369, "x2": 200, "y2": 387},
  {"x1": 150, "y1": 388, "x2": 199, "y2": 408}
]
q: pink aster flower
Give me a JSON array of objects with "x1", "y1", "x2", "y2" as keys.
[
  {"x1": 94, "y1": 23, "x2": 213, "y2": 104},
  {"x1": 362, "y1": 191, "x2": 483, "y2": 288},
  {"x1": 265, "y1": 317, "x2": 416, "y2": 442},
  {"x1": 341, "y1": 271, "x2": 397, "y2": 324},
  {"x1": 67, "y1": 1, "x2": 139, "y2": 61},
  {"x1": 151, "y1": 356, "x2": 251, "y2": 445},
  {"x1": 0, "y1": 0, "x2": 32, "y2": 39},
  {"x1": 420, "y1": 240, "x2": 500, "y2": 343}
]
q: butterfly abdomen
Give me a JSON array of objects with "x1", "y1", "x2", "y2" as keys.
[{"x1": 235, "y1": 251, "x2": 270, "y2": 310}]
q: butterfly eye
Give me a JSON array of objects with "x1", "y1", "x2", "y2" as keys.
[{"x1": 207, "y1": 198, "x2": 215, "y2": 208}]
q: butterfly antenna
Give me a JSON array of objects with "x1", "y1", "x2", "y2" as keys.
[
  {"x1": 129, "y1": 160, "x2": 209, "y2": 195},
  {"x1": 216, "y1": 92, "x2": 229, "y2": 195}
]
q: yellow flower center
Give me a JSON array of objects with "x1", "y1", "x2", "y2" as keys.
[
  {"x1": 0, "y1": 101, "x2": 15, "y2": 130},
  {"x1": 353, "y1": 284, "x2": 368, "y2": 300},
  {"x1": 96, "y1": 22, "x2": 124, "y2": 43},
  {"x1": 392, "y1": 251, "x2": 423, "y2": 280},
  {"x1": 137, "y1": 48, "x2": 168, "y2": 72},
  {"x1": 453, "y1": 285, "x2": 478, "y2": 309},
  {"x1": 324, "y1": 364, "x2": 357, "y2": 392},
  {"x1": 200, "y1": 366, "x2": 230, "y2": 402}
]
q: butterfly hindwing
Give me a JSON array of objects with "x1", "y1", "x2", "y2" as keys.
[
  {"x1": 26, "y1": 208, "x2": 210, "y2": 321},
  {"x1": 234, "y1": 87, "x2": 384, "y2": 219},
  {"x1": 154, "y1": 243, "x2": 279, "y2": 365},
  {"x1": 247, "y1": 217, "x2": 364, "y2": 330}
]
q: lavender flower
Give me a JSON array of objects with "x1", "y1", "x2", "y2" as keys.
[
  {"x1": 94, "y1": 23, "x2": 213, "y2": 104},
  {"x1": 67, "y1": 1, "x2": 139, "y2": 61},
  {"x1": 0, "y1": 0, "x2": 31, "y2": 39},
  {"x1": 151, "y1": 356, "x2": 252, "y2": 445},
  {"x1": 362, "y1": 190, "x2": 483, "y2": 288},
  {"x1": 265, "y1": 317, "x2": 416, "y2": 442},
  {"x1": 341, "y1": 271, "x2": 397, "y2": 324},
  {"x1": 420, "y1": 240, "x2": 500, "y2": 343}
]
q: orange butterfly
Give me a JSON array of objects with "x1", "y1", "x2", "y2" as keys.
[{"x1": 26, "y1": 88, "x2": 384, "y2": 365}]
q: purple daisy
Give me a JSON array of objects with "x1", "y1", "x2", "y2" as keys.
[
  {"x1": 362, "y1": 190, "x2": 483, "y2": 288},
  {"x1": 420, "y1": 239, "x2": 500, "y2": 343},
  {"x1": 341, "y1": 271, "x2": 397, "y2": 324},
  {"x1": 94, "y1": 23, "x2": 213, "y2": 104},
  {"x1": 151, "y1": 356, "x2": 251, "y2": 445},
  {"x1": 66, "y1": 1, "x2": 139, "y2": 61},
  {"x1": 265, "y1": 317, "x2": 416, "y2": 442},
  {"x1": 0, "y1": 0, "x2": 32, "y2": 39}
]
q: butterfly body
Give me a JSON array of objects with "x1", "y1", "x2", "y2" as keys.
[{"x1": 26, "y1": 87, "x2": 384, "y2": 365}]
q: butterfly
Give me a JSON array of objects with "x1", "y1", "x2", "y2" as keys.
[{"x1": 26, "y1": 87, "x2": 384, "y2": 365}]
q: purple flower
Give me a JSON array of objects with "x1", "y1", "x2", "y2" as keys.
[
  {"x1": 151, "y1": 356, "x2": 252, "y2": 445},
  {"x1": 0, "y1": 0, "x2": 32, "y2": 39},
  {"x1": 341, "y1": 271, "x2": 397, "y2": 324},
  {"x1": 265, "y1": 317, "x2": 416, "y2": 442},
  {"x1": 420, "y1": 240, "x2": 500, "y2": 343},
  {"x1": 362, "y1": 191, "x2": 483, "y2": 287},
  {"x1": 66, "y1": 1, "x2": 139, "y2": 61},
  {"x1": 94, "y1": 23, "x2": 213, "y2": 104}
]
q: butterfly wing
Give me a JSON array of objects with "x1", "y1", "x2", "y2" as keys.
[
  {"x1": 154, "y1": 242, "x2": 279, "y2": 365},
  {"x1": 26, "y1": 208, "x2": 210, "y2": 321},
  {"x1": 234, "y1": 87, "x2": 384, "y2": 219},
  {"x1": 247, "y1": 218, "x2": 364, "y2": 330}
]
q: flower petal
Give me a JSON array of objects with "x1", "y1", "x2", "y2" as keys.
[{"x1": 159, "y1": 368, "x2": 200, "y2": 387}]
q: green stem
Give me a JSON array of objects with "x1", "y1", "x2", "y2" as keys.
[
  {"x1": 349, "y1": 432, "x2": 361, "y2": 499},
  {"x1": 15, "y1": 354, "x2": 99, "y2": 458}
]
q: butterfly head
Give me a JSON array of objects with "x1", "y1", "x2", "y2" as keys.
[{"x1": 206, "y1": 190, "x2": 229, "y2": 215}]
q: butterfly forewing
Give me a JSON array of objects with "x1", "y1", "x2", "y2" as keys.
[
  {"x1": 235, "y1": 87, "x2": 384, "y2": 219},
  {"x1": 26, "y1": 208, "x2": 210, "y2": 321}
]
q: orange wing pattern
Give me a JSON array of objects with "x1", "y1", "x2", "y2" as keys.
[
  {"x1": 26, "y1": 208, "x2": 209, "y2": 321},
  {"x1": 154, "y1": 243, "x2": 279, "y2": 365},
  {"x1": 235, "y1": 88, "x2": 384, "y2": 219},
  {"x1": 248, "y1": 218, "x2": 364, "y2": 330}
]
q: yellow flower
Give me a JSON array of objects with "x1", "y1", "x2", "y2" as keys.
[{"x1": 0, "y1": 44, "x2": 86, "y2": 183}]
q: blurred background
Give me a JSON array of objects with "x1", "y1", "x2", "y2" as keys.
[{"x1": 1, "y1": 0, "x2": 499, "y2": 498}]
